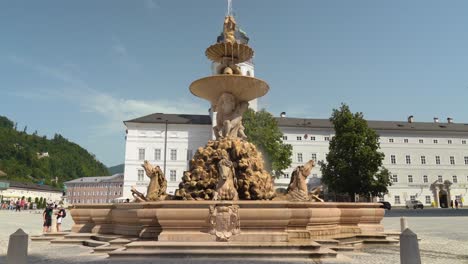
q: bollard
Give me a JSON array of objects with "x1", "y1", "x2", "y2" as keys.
[
  {"x1": 400, "y1": 217, "x2": 408, "y2": 232},
  {"x1": 400, "y1": 228, "x2": 421, "y2": 264},
  {"x1": 7, "y1": 228, "x2": 28, "y2": 264}
]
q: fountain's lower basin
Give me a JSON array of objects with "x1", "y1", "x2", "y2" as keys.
[{"x1": 70, "y1": 201, "x2": 384, "y2": 242}]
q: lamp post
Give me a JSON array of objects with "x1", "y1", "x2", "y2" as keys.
[{"x1": 163, "y1": 120, "x2": 168, "y2": 176}]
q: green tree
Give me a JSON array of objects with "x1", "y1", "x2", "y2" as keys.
[
  {"x1": 320, "y1": 104, "x2": 391, "y2": 201},
  {"x1": 243, "y1": 109, "x2": 292, "y2": 176}
]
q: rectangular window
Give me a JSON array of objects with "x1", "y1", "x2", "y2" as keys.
[
  {"x1": 423, "y1": 175, "x2": 428, "y2": 183},
  {"x1": 433, "y1": 139, "x2": 438, "y2": 144},
  {"x1": 392, "y1": 174, "x2": 398, "y2": 183},
  {"x1": 324, "y1": 136, "x2": 330, "y2": 141},
  {"x1": 378, "y1": 197, "x2": 384, "y2": 202},
  {"x1": 438, "y1": 175, "x2": 443, "y2": 183},
  {"x1": 297, "y1": 136, "x2": 302, "y2": 141},
  {"x1": 465, "y1": 156, "x2": 468, "y2": 165},
  {"x1": 297, "y1": 153, "x2": 303, "y2": 163},
  {"x1": 419, "y1": 139, "x2": 424, "y2": 144},
  {"x1": 435, "y1": 156, "x2": 441, "y2": 165},
  {"x1": 170, "y1": 170, "x2": 176, "y2": 182},
  {"x1": 450, "y1": 156, "x2": 455, "y2": 165},
  {"x1": 404, "y1": 138, "x2": 409, "y2": 143},
  {"x1": 154, "y1": 149, "x2": 161, "y2": 160},
  {"x1": 170, "y1": 149, "x2": 177, "y2": 161},
  {"x1": 408, "y1": 175, "x2": 413, "y2": 183},
  {"x1": 284, "y1": 174, "x2": 289, "y2": 179},
  {"x1": 462, "y1": 140, "x2": 466, "y2": 144},
  {"x1": 187, "y1": 149, "x2": 193, "y2": 161},
  {"x1": 453, "y1": 175, "x2": 458, "y2": 183},
  {"x1": 395, "y1": 195, "x2": 400, "y2": 204},
  {"x1": 311, "y1": 153, "x2": 317, "y2": 161},
  {"x1": 421, "y1": 156, "x2": 426, "y2": 165},
  {"x1": 391, "y1": 155, "x2": 396, "y2": 164},
  {"x1": 448, "y1": 139, "x2": 452, "y2": 144},
  {"x1": 410, "y1": 195, "x2": 416, "y2": 201},
  {"x1": 455, "y1": 195, "x2": 461, "y2": 202},
  {"x1": 389, "y1": 138, "x2": 394, "y2": 143},
  {"x1": 138, "y1": 169, "x2": 144, "y2": 181},
  {"x1": 310, "y1": 136, "x2": 316, "y2": 141},
  {"x1": 282, "y1": 136, "x2": 288, "y2": 140},
  {"x1": 425, "y1": 196, "x2": 431, "y2": 204},
  {"x1": 406, "y1": 155, "x2": 411, "y2": 164},
  {"x1": 138, "y1": 148, "x2": 145, "y2": 160}
]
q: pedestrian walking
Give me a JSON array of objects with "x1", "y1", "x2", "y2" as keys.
[
  {"x1": 455, "y1": 199, "x2": 459, "y2": 209},
  {"x1": 450, "y1": 200, "x2": 454, "y2": 209}
]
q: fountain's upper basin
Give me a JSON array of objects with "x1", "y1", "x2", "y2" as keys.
[
  {"x1": 189, "y1": 75, "x2": 269, "y2": 104},
  {"x1": 205, "y1": 42, "x2": 254, "y2": 64}
]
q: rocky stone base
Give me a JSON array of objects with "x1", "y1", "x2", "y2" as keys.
[{"x1": 176, "y1": 138, "x2": 275, "y2": 200}]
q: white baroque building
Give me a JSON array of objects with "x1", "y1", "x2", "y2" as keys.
[
  {"x1": 122, "y1": 24, "x2": 467, "y2": 208},
  {"x1": 123, "y1": 113, "x2": 468, "y2": 208}
]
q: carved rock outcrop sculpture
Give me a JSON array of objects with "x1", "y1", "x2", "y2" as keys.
[
  {"x1": 131, "y1": 161, "x2": 167, "y2": 202},
  {"x1": 175, "y1": 138, "x2": 275, "y2": 200}
]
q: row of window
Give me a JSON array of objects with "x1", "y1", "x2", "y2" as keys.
[
  {"x1": 71, "y1": 183, "x2": 122, "y2": 188},
  {"x1": 391, "y1": 174, "x2": 467, "y2": 184},
  {"x1": 138, "y1": 149, "x2": 194, "y2": 161},
  {"x1": 284, "y1": 173, "x2": 318, "y2": 179},
  {"x1": 390, "y1": 155, "x2": 468, "y2": 165},
  {"x1": 283, "y1": 136, "x2": 330, "y2": 141},
  {"x1": 296, "y1": 153, "x2": 318, "y2": 163},
  {"x1": 387, "y1": 138, "x2": 466, "y2": 145},
  {"x1": 69, "y1": 191, "x2": 122, "y2": 196},
  {"x1": 138, "y1": 169, "x2": 178, "y2": 182},
  {"x1": 72, "y1": 199, "x2": 112, "y2": 204},
  {"x1": 392, "y1": 195, "x2": 462, "y2": 205}
]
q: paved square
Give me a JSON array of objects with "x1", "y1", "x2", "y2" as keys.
[{"x1": 0, "y1": 209, "x2": 467, "y2": 263}]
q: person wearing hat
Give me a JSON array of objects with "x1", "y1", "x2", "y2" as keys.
[{"x1": 55, "y1": 205, "x2": 66, "y2": 232}]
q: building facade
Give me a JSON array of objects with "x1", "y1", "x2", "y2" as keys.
[
  {"x1": 0, "y1": 180, "x2": 63, "y2": 203},
  {"x1": 123, "y1": 114, "x2": 468, "y2": 208},
  {"x1": 64, "y1": 173, "x2": 124, "y2": 204}
]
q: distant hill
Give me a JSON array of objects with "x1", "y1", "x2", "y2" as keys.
[
  {"x1": 0, "y1": 115, "x2": 109, "y2": 188},
  {"x1": 108, "y1": 164, "x2": 124, "y2": 174}
]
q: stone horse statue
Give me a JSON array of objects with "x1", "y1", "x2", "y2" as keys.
[
  {"x1": 131, "y1": 161, "x2": 167, "y2": 202},
  {"x1": 286, "y1": 160, "x2": 318, "y2": 202},
  {"x1": 213, "y1": 158, "x2": 238, "y2": 201}
]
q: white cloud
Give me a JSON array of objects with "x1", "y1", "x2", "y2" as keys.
[
  {"x1": 111, "y1": 43, "x2": 127, "y2": 57},
  {"x1": 144, "y1": 0, "x2": 160, "y2": 10},
  {"x1": 7, "y1": 55, "x2": 207, "y2": 135},
  {"x1": 78, "y1": 89, "x2": 207, "y2": 133}
]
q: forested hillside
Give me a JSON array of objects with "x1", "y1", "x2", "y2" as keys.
[{"x1": 0, "y1": 115, "x2": 109, "y2": 188}]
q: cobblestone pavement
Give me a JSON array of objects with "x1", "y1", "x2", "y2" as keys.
[{"x1": 1, "y1": 209, "x2": 467, "y2": 263}]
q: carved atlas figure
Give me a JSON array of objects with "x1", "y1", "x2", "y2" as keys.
[{"x1": 213, "y1": 92, "x2": 248, "y2": 140}]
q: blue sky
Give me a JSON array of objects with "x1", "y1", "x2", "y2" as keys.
[{"x1": 1, "y1": 0, "x2": 467, "y2": 167}]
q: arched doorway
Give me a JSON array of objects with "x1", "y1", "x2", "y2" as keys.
[{"x1": 439, "y1": 190, "x2": 448, "y2": 208}]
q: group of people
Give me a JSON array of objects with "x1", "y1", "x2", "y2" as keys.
[
  {"x1": 42, "y1": 203, "x2": 67, "y2": 232},
  {"x1": 0, "y1": 198, "x2": 35, "y2": 211},
  {"x1": 450, "y1": 199, "x2": 463, "y2": 209}
]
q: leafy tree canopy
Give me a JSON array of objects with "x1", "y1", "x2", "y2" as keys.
[
  {"x1": 0, "y1": 116, "x2": 109, "y2": 188},
  {"x1": 320, "y1": 104, "x2": 391, "y2": 200},
  {"x1": 243, "y1": 108, "x2": 292, "y2": 176}
]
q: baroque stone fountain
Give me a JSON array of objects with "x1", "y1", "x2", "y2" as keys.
[{"x1": 67, "y1": 11, "x2": 387, "y2": 261}]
